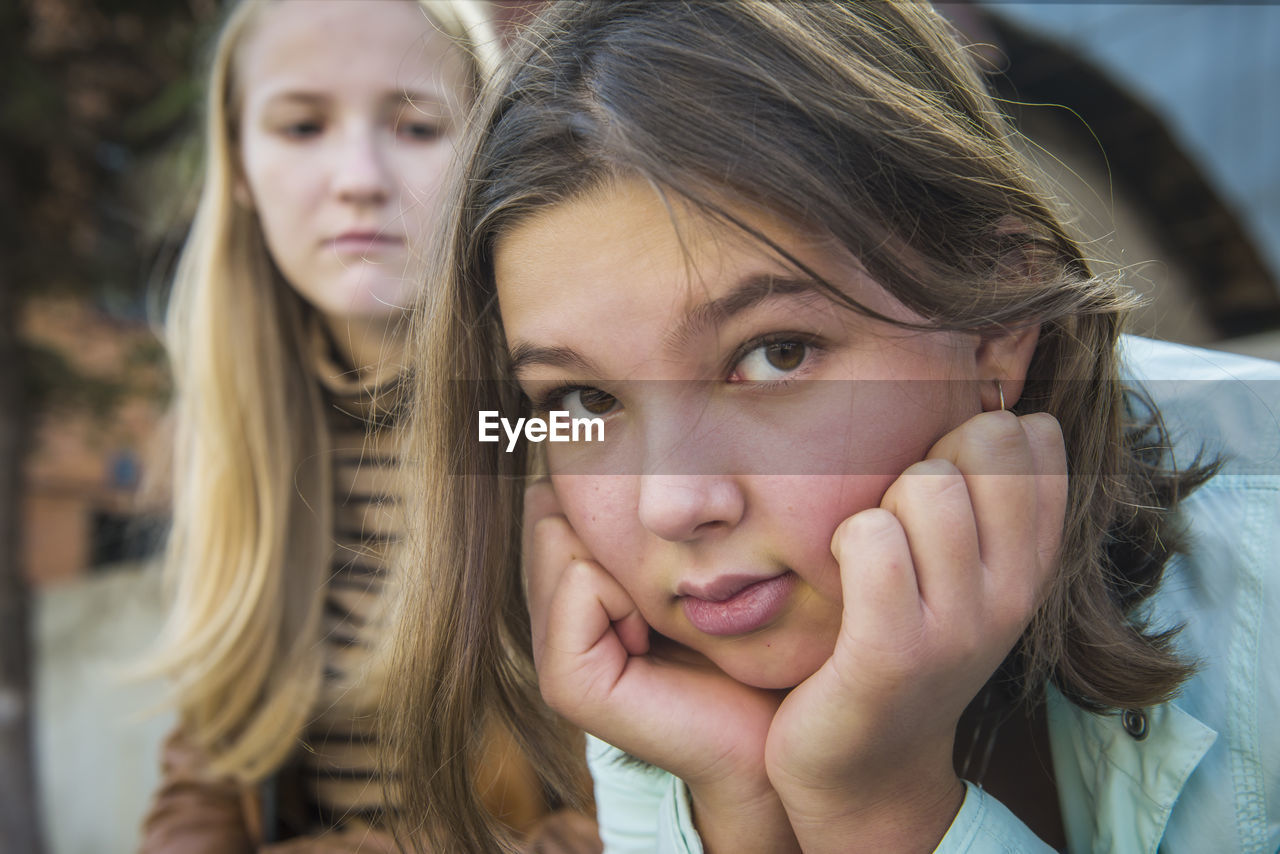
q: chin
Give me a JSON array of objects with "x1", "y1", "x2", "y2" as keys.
[
  {"x1": 340, "y1": 288, "x2": 410, "y2": 317},
  {"x1": 718, "y1": 649, "x2": 825, "y2": 691}
]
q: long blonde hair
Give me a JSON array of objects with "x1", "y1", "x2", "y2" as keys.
[
  {"x1": 388, "y1": 2, "x2": 1211, "y2": 850},
  {"x1": 147, "y1": 0, "x2": 498, "y2": 782}
]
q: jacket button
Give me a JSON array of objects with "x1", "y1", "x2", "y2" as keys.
[{"x1": 1122, "y1": 708, "x2": 1148, "y2": 740}]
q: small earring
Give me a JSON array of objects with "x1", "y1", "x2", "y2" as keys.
[{"x1": 997, "y1": 381, "x2": 1006, "y2": 412}]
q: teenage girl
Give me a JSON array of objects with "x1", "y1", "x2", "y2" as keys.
[
  {"x1": 387, "y1": 2, "x2": 1280, "y2": 852},
  {"x1": 139, "y1": 1, "x2": 597, "y2": 851}
]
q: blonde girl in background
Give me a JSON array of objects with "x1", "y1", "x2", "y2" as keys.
[
  {"x1": 140, "y1": 1, "x2": 598, "y2": 851},
  {"x1": 385, "y1": 1, "x2": 1280, "y2": 852}
]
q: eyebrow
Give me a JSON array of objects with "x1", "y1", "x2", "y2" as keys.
[
  {"x1": 259, "y1": 89, "x2": 450, "y2": 107},
  {"x1": 506, "y1": 274, "x2": 829, "y2": 378},
  {"x1": 261, "y1": 91, "x2": 329, "y2": 106},
  {"x1": 666, "y1": 273, "x2": 829, "y2": 349},
  {"x1": 507, "y1": 343, "x2": 600, "y2": 377}
]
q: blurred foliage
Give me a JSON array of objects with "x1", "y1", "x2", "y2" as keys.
[
  {"x1": 23, "y1": 343, "x2": 129, "y2": 418},
  {"x1": 22, "y1": 334, "x2": 172, "y2": 420},
  {"x1": 2, "y1": 0, "x2": 222, "y2": 411}
]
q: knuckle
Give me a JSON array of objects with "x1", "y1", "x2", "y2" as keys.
[
  {"x1": 1020, "y1": 410, "x2": 1063, "y2": 442},
  {"x1": 530, "y1": 513, "x2": 566, "y2": 542},
  {"x1": 528, "y1": 515, "x2": 575, "y2": 563},
  {"x1": 1022, "y1": 412, "x2": 1069, "y2": 470},
  {"x1": 523, "y1": 479, "x2": 559, "y2": 520},
  {"x1": 994, "y1": 579, "x2": 1041, "y2": 628},
  {"x1": 535, "y1": 651, "x2": 585, "y2": 714},
  {"x1": 560, "y1": 558, "x2": 596, "y2": 586},
  {"x1": 947, "y1": 626, "x2": 981, "y2": 661},
  {"x1": 834, "y1": 507, "x2": 901, "y2": 550},
  {"x1": 538, "y1": 677, "x2": 569, "y2": 713},
  {"x1": 883, "y1": 461, "x2": 969, "y2": 522},
  {"x1": 965, "y1": 410, "x2": 1029, "y2": 458},
  {"x1": 899, "y1": 459, "x2": 965, "y2": 500},
  {"x1": 905, "y1": 457, "x2": 961, "y2": 479}
]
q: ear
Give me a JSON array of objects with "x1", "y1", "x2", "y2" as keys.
[
  {"x1": 974, "y1": 322, "x2": 1040, "y2": 411},
  {"x1": 230, "y1": 144, "x2": 255, "y2": 209}
]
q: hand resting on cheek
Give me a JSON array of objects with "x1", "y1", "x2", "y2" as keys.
[
  {"x1": 525, "y1": 409, "x2": 1067, "y2": 854},
  {"x1": 524, "y1": 481, "x2": 796, "y2": 852}
]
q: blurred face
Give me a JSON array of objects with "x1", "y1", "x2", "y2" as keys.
[
  {"x1": 235, "y1": 0, "x2": 470, "y2": 350},
  {"x1": 495, "y1": 178, "x2": 986, "y2": 690}
]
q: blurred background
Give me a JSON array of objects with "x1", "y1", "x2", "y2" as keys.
[{"x1": 2, "y1": 2, "x2": 1277, "y2": 852}]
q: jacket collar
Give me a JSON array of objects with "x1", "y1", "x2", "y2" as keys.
[{"x1": 1046, "y1": 685, "x2": 1217, "y2": 854}]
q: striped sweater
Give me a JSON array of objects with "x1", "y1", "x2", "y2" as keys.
[
  {"x1": 300, "y1": 333, "x2": 404, "y2": 833},
  {"x1": 299, "y1": 326, "x2": 546, "y2": 838}
]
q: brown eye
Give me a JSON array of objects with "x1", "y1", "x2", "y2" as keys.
[
  {"x1": 765, "y1": 341, "x2": 805, "y2": 370},
  {"x1": 730, "y1": 337, "x2": 814, "y2": 383},
  {"x1": 575, "y1": 388, "x2": 618, "y2": 415}
]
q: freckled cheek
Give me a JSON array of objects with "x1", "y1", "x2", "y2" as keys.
[{"x1": 550, "y1": 474, "x2": 642, "y2": 570}]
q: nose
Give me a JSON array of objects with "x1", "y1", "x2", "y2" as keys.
[
  {"x1": 332, "y1": 127, "x2": 391, "y2": 206},
  {"x1": 637, "y1": 475, "x2": 745, "y2": 542}
]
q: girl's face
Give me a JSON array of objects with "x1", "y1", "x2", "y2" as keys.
[
  {"x1": 236, "y1": 0, "x2": 470, "y2": 350},
  {"x1": 496, "y1": 179, "x2": 989, "y2": 690}
]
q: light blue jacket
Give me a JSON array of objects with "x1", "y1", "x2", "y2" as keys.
[{"x1": 586, "y1": 337, "x2": 1280, "y2": 853}]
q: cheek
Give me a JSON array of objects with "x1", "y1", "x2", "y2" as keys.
[
  {"x1": 550, "y1": 475, "x2": 641, "y2": 569},
  {"x1": 730, "y1": 379, "x2": 949, "y2": 479},
  {"x1": 551, "y1": 476, "x2": 680, "y2": 633},
  {"x1": 241, "y1": 143, "x2": 314, "y2": 244},
  {"x1": 766, "y1": 474, "x2": 897, "y2": 598},
  {"x1": 392, "y1": 146, "x2": 452, "y2": 233}
]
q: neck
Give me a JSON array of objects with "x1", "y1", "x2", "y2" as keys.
[{"x1": 321, "y1": 312, "x2": 409, "y2": 378}]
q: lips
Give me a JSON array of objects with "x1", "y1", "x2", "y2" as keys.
[
  {"x1": 679, "y1": 571, "x2": 796, "y2": 636},
  {"x1": 325, "y1": 231, "x2": 404, "y2": 253}
]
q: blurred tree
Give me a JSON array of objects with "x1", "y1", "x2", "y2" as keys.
[{"x1": 1, "y1": 0, "x2": 215, "y2": 848}]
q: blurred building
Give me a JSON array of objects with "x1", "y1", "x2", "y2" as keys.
[
  {"x1": 22, "y1": 297, "x2": 168, "y2": 587},
  {"x1": 962, "y1": 1, "x2": 1280, "y2": 358}
]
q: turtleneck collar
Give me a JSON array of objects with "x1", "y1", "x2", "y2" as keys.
[{"x1": 307, "y1": 312, "x2": 406, "y2": 425}]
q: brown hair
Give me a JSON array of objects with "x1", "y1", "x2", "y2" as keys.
[{"x1": 387, "y1": 1, "x2": 1208, "y2": 849}]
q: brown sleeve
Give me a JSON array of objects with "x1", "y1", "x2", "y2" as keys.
[
  {"x1": 138, "y1": 727, "x2": 262, "y2": 854},
  {"x1": 474, "y1": 719, "x2": 550, "y2": 837}
]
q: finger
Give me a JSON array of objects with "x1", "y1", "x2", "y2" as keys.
[
  {"x1": 927, "y1": 411, "x2": 1037, "y2": 578},
  {"x1": 613, "y1": 605, "x2": 651, "y2": 657},
  {"x1": 879, "y1": 457, "x2": 980, "y2": 615},
  {"x1": 523, "y1": 479, "x2": 565, "y2": 563},
  {"x1": 539, "y1": 559, "x2": 649, "y2": 710},
  {"x1": 546, "y1": 560, "x2": 647, "y2": 654},
  {"x1": 524, "y1": 480, "x2": 597, "y2": 658},
  {"x1": 830, "y1": 508, "x2": 922, "y2": 641},
  {"x1": 525, "y1": 514, "x2": 586, "y2": 657},
  {"x1": 1019, "y1": 412, "x2": 1068, "y2": 592}
]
